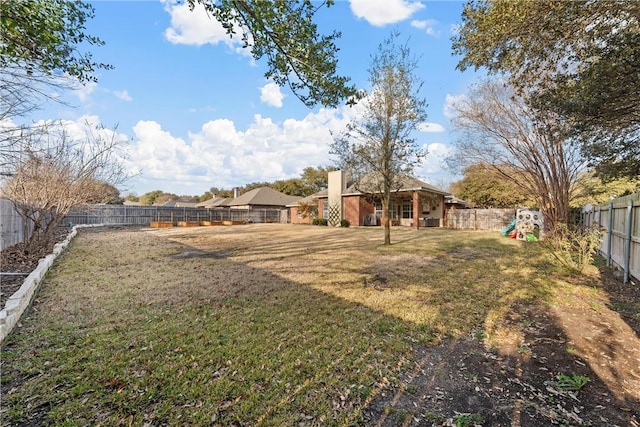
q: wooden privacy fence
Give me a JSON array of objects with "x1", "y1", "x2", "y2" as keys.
[
  {"x1": 0, "y1": 198, "x2": 30, "y2": 251},
  {"x1": 64, "y1": 205, "x2": 286, "y2": 226},
  {"x1": 444, "y1": 208, "x2": 516, "y2": 231},
  {"x1": 582, "y1": 192, "x2": 640, "y2": 284}
]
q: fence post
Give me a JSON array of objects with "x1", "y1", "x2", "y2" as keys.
[
  {"x1": 607, "y1": 202, "x2": 613, "y2": 266},
  {"x1": 623, "y1": 200, "x2": 633, "y2": 284}
]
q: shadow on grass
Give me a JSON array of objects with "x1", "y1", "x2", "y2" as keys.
[
  {"x1": 0, "y1": 227, "x2": 428, "y2": 426},
  {"x1": 1, "y1": 225, "x2": 638, "y2": 426}
]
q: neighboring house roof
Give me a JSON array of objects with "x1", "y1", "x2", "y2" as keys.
[
  {"x1": 153, "y1": 200, "x2": 199, "y2": 208},
  {"x1": 286, "y1": 193, "x2": 317, "y2": 207},
  {"x1": 228, "y1": 187, "x2": 301, "y2": 207},
  {"x1": 314, "y1": 174, "x2": 449, "y2": 198},
  {"x1": 196, "y1": 197, "x2": 231, "y2": 208},
  {"x1": 445, "y1": 195, "x2": 474, "y2": 208}
]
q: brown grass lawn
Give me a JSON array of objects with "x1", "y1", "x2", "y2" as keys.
[{"x1": 1, "y1": 224, "x2": 639, "y2": 426}]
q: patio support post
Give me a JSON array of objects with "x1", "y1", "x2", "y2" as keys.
[{"x1": 413, "y1": 191, "x2": 420, "y2": 230}]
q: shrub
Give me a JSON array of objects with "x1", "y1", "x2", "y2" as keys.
[
  {"x1": 340, "y1": 219, "x2": 350, "y2": 228},
  {"x1": 542, "y1": 223, "x2": 603, "y2": 274},
  {"x1": 312, "y1": 218, "x2": 328, "y2": 226}
]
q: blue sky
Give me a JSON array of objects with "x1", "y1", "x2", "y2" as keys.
[{"x1": 31, "y1": 0, "x2": 481, "y2": 197}]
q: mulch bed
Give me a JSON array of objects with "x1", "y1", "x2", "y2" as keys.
[{"x1": 0, "y1": 228, "x2": 70, "y2": 308}]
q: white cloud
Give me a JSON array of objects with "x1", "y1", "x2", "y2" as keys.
[
  {"x1": 114, "y1": 90, "x2": 132, "y2": 102},
  {"x1": 418, "y1": 122, "x2": 445, "y2": 133},
  {"x1": 259, "y1": 82, "x2": 285, "y2": 108},
  {"x1": 444, "y1": 93, "x2": 467, "y2": 119},
  {"x1": 419, "y1": 142, "x2": 455, "y2": 174},
  {"x1": 163, "y1": 0, "x2": 246, "y2": 53},
  {"x1": 350, "y1": 0, "x2": 424, "y2": 26},
  {"x1": 122, "y1": 106, "x2": 357, "y2": 194},
  {"x1": 410, "y1": 19, "x2": 440, "y2": 36},
  {"x1": 74, "y1": 81, "x2": 97, "y2": 103}
]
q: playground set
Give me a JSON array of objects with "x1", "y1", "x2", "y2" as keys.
[{"x1": 501, "y1": 209, "x2": 543, "y2": 242}]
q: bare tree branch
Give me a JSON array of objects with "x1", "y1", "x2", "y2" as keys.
[{"x1": 448, "y1": 79, "x2": 584, "y2": 230}]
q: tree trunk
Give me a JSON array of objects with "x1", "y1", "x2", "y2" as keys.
[{"x1": 382, "y1": 191, "x2": 391, "y2": 245}]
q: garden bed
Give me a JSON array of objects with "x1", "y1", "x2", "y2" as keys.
[{"x1": 149, "y1": 221, "x2": 173, "y2": 228}]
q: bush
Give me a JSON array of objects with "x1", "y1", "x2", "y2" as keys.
[
  {"x1": 542, "y1": 223, "x2": 603, "y2": 274},
  {"x1": 312, "y1": 218, "x2": 328, "y2": 226},
  {"x1": 340, "y1": 219, "x2": 350, "y2": 228}
]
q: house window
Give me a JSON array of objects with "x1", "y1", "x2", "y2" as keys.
[
  {"x1": 402, "y1": 203, "x2": 413, "y2": 219},
  {"x1": 390, "y1": 203, "x2": 398, "y2": 220},
  {"x1": 322, "y1": 201, "x2": 328, "y2": 219},
  {"x1": 374, "y1": 202, "x2": 398, "y2": 219}
]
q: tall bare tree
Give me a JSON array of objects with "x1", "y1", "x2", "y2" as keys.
[
  {"x1": 1, "y1": 122, "x2": 127, "y2": 253},
  {"x1": 331, "y1": 32, "x2": 428, "y2": 245},
  {"x1": 448, "y1": 79, "x2": 583, "y2": 230}
]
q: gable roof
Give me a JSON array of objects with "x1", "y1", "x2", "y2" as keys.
[
  {"x1": 196, "y1": 197, "x2": 231, "y2": 208},
  {"x1": 314, "y1": 174, "x2": 449, "y2": 198},
  {"x1": 227, "y1": 187, "x2": 301, "y2": 207},
  {"x1": 445, "y1": 195, "x2": 474, "y2": 208},
  {"x1": 351, "y1": 174, "x2": 449, "y2": 195},
  {"x1": 286, "y1": 193, "x2": 317, "y2": 207},
  {"x1": 153, "y1": 199, "x2": 199, "y2": 208}
]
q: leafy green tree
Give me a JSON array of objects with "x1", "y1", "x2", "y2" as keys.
[
  {"x1": 1, "y1": 0, "x2": 111, "y2": 174},
  {"x1": 199, "y1": 187, "x2": 234, "y2": 201},
  {"x1": 1, "y1": 0, "x2": 110, "y2": 83},
  {"x1": 190, "y1": 0, "x2": 357, "y2": 108},
  {"x1": 300, "y1": 165, "x2": 337, "y2": 194},
  {"x1": 271, "y1": 178, "x2": 310, "y2": 196},
  {"x1": 138, "y1": 190, "x2": 164, "y2": 206},
  {"x1": 450, "y1": 164, "x2": 535, "y2": 208},
  {"x1": 571, "y1": 172, "x2": 640, "y2": 208},
  {"x1": 331, "y1": 32, "x2": 428, "y2": 245},
  {"x1": 452, "y1": 0, "x2": 640, "y2": 180},
  {"x1": 85, "y1": 180, "x2": 123, "y2": 204}
]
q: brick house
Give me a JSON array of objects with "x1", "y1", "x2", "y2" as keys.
[
  {"x1": 313, "y1": 170, "x2": 449, "y2": 228},
  {"x1": 287, "y1": 195, "x2": 316, "y2": 224}
]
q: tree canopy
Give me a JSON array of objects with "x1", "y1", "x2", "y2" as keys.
[
  {"x1": 1, "y1": 0, "x2": 112, "y2": 176},
  {"x1": 84, "y1": 180, "x2": 124, "y2": 205},
  {"x1": 191, "y1": 0, "x2": 357, "y2": 108},
  {"x1": 0, "y1": 0, "x2": 110, "y2": 83},
  {"x1": 450, "y1": 164, "x2": 535, "y2": 209},
  {"x1": 452, "y1": 0, "x2": 640, "y2": 180}
]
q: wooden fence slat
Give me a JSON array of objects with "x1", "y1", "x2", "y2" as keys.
[
  {"x1": 582, "y1": 192, "x2": 639, "y2": 284},
  {"x1": 444, "y1": 208, "x2": 516, "y2": 231}
]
